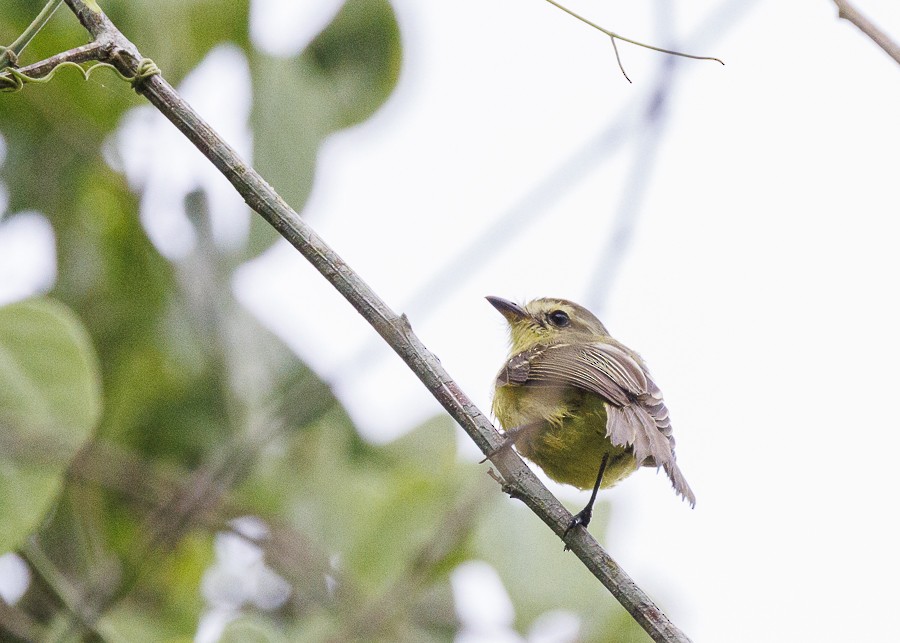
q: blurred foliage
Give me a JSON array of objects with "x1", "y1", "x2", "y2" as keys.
[
  {"x1": 0, "y1": 1, "x2": 647, "y2": 641},
  {"x1": 0, "y1": 299, "x2": 101, "y2": 551}
]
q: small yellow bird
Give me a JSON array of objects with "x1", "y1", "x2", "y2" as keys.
[{"x1": 487, "y1": 296, "x2": 695, "y2": 536}]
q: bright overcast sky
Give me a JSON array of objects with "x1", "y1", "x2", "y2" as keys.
[{"x1": 4, "y1": 1, "x2": 900, "y2": 641}]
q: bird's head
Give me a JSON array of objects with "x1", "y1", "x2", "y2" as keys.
[{"x1": 486, "y1": 296, "x2": 609, "y2": 354}]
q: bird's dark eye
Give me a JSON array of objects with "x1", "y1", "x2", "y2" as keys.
[{"x1": 548, "y1": 310, "x2": 570, "y2": 327}]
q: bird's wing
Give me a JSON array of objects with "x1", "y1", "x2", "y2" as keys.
[
  {"x1": 495, "y1": 347, "x2": 537, "y2": 387},
  {"x1": 521, "y1": 342, "x2": 696, "y2": 506}
]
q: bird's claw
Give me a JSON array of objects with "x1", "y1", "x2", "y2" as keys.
[
  {"x1": 562, "y1": 508, "x2": 593, "y2": 551},
  {"x1": 479, "y1": 441, "x2": 513, "y2": 464}
]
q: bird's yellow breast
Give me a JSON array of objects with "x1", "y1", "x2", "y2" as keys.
[{"x1": 491, "y1": 383, "x2": 637, "y2": 490}]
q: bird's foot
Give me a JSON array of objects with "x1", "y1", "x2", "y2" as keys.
[
  {"x1": 479, "y1": 438, "x2": 515, "y2": 464},
  {"x1": 480, "y1": 422, "x2": 542, "y2": 464},
  {"x1": 562, "y1": 507, "x2": 593, "y2": 551}
]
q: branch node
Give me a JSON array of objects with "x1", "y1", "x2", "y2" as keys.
[
  {"x1": 833, "y1": 0, "x2": 900, "y2": 66},
  {"x1": 487, "y1": 467, "x2": 526, "y2": 501},
  {"x1": 486, "y1": 467, "x2": 508, "y2": 490},
  {"x1": 0, "y1": 46, "x2": 19, "y2": 67}
]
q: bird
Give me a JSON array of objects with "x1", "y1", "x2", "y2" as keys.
[{"x1": 486, "y1": 295, "x2": 695, "y2": 538}]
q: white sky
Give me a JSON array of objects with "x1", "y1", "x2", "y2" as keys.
[{"x1": 4, "y1": 0, "x2": 900, "y2": 641}]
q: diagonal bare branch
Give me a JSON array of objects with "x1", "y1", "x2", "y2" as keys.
[{"x1": 833, "y1": 0, "x2": 900, "y2": 65}]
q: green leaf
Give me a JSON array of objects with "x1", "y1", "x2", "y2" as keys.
[
  {"x1": 0, "y1": 297, "x2": 102, "y2": 550},
  {"x1": 247, "y1": 0, "x2": 402, "y2": 256},
  {"x1": 304, "y1": 0, "x2": 402, "y2": 130}
]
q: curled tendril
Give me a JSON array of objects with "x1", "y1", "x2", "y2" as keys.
[{"x1": 0, "y1": 56, "x2": 160, "y2": 93}]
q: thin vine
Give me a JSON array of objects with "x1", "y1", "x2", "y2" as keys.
[{"x1": 0, "y1": 57, "x2": 159, "y2": 93}]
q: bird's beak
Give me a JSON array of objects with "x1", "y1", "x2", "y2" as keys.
[{"x1": 486, "y1": 296, "x2": 528, "y2": 322}]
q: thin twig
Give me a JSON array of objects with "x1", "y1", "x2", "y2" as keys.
[
  {"x1": 833, "y1": 0, "x2": 900, "y2": 65},
  {"x1": 610, "y1": 35, "x2": 632, "y2": 83},
  {"x1": 543, "y1": 0, "x2": 724, "y2": 77},
  {"x1": 59, "y1": 1, "x2": 692, "y2": 641},
  {"x1": 0, "y1": 0, "x2": 65, "y2": 69}
]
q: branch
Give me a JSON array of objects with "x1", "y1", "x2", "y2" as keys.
[
  {"x1": 0, "y1": 41, "x2": 105, "y2": 91},
  {"x1": 59, "y1": 1, "x2": 691, "y2": 641},
  {"x1": 543, "y1": 0, "x2": 723, "y2": 81},
  {"x1": 833, "y1": 0, "x2": 900, "y2": 65}
]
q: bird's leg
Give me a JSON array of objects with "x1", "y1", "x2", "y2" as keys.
[
  {"x1": 563, "y1": 453, "x2": 609, "y2": 545},
  {"x1": 480, "y1": 421, "x2": 542, "y2": 463}
]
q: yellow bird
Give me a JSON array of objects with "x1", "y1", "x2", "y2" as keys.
[{"x1": 487, "y1": 296, "x2": 694, "y2": 536}]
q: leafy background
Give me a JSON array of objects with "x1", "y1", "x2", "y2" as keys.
[{"x1": 0, "y1": 1, "x2": 646, "y2": 640}]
